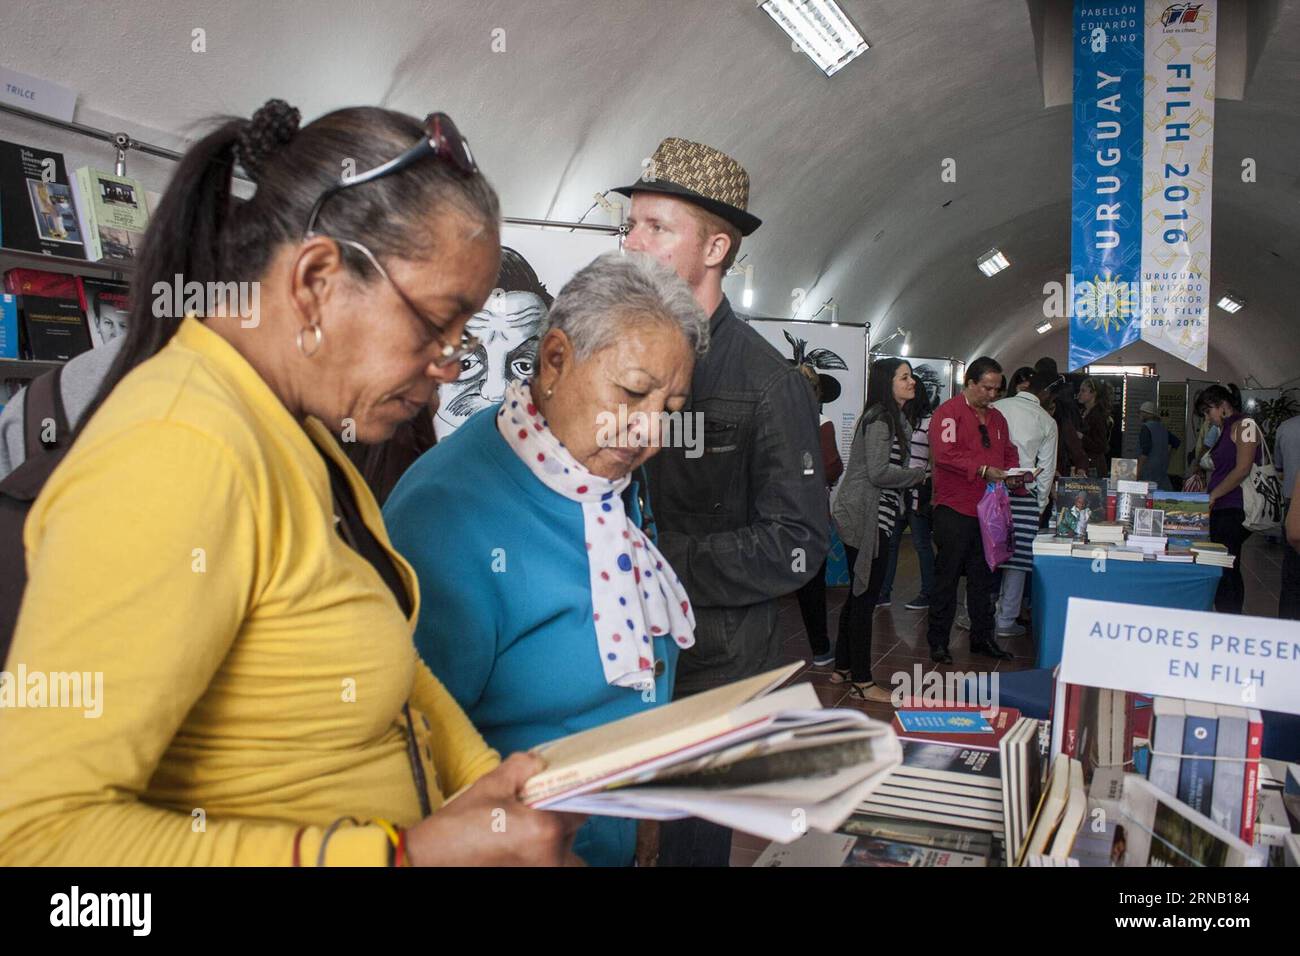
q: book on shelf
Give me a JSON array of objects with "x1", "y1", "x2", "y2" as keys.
[
  {"x1": 0, "y1": 140, "x2": 86, "y2": 259},
  {"x1": 69, "y1": 167, "x2": 150, "y2": 263},
  {"x1": 521, "y1": 662, "x2": 902, "y2": 843},
  {"x1": 0, "y1": 293, "x2": 18, "y2": 359},
  {"x1": 1151, "y1": 490, "x2": 1211, "y2": 538},
  {"x1": 75, "y1": 276, "x2": 129, "y2": 349},
  {"x1": 1177, "y1": 700, "x2": 1218, "y2": 818},
  {"x1": 4, "y1": 268, "x2": 91, "y2": 361},
  {"x1": 1053, "y1": 477, "x2": 1107, "y2": 539}
]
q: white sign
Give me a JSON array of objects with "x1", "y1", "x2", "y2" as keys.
[
  {"x1": 0, "y1": 67, "x2": 76, "y2": 123},
  {"x1": 1061, "y1": 597, "x2": 1300, "y2": 715},
  {"x1": 748, "y1": 319, "x2": 868, "y2": 469}
]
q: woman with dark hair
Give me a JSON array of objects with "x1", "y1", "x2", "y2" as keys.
[
  {"x1": 1078, "y1": 377, "x2": 1113, "y2": 476},
  {"x1": 1008, "y1": 366, "x2": 1035, "y2": 395},
  {"x1": 0, "y1": 101, "x2": 583, "y2": 866},
  {"x1": 829, "y1": 358, "x2": 927, "y2": 700},
  {"x1": 1202, "y1": 383, "x2": 1262, "y2": 613},
  {"x1": 436, "y1": 246, "x2": 555, "y2": 436},
  {"x1": 877, "y1": 386, "x2": 937, "y2": 610}
]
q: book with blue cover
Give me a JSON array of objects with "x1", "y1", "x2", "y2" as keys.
[
  {"x1": 0, "y1": 293, "x2": 18, "y2": 359},
  {"x1": 896, "y1": 711, "x2": 993, "y2": 735},
  {"x1": 1177, "y1": 700, "x2": 1218, "y2": 817}
]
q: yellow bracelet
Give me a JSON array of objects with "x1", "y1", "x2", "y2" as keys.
[{"x1": 372, "y1": 817, "x2": 401, "y2": 849}]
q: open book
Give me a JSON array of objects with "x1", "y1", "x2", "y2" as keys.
[{"x1": 523, "y1": 663, "x2": 902, "y2": 843}]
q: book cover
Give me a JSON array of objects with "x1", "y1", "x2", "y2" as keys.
[
  {"x1": 893, "y1": 705, "x2": 1021, "y2": 751},
  {"x1": 896, "y1": 739, "x2": 1002, "y2": 789},
  {"x1": 1148, "y1": 697, "x2": 1185, "y2": 798},
  {"x1": 1177, "y1": 701, "x2": 1218, "y2": 818},
  {"x1": 1151, "y1": 491, "x2": 1211, "y2": 538},
  {"x1": 0, "y1": 140, "x2": 86, "y2": 258},
  {"x1": 838, "y1": 813, "x2": 994, "y2": 855},
  {"x1": 75, "y1": 277, "x2": 130, "y2": 348},
  {"x1": 843, "y1": 836, "x2": 988, "y2": 868},
  {"x1": 18, "y1": 294, "x2": 91, "y2": 361},
  {"x1": 4, "y1": 267, "x2": 79, "y2": 300},
  {"x1": 1053, "y1": 477, "x2": 1107, "y2": 538},
  {"x1": 0, "y1": 293, "x2": 17, "y2": 359},
  {"x1": 1110, "y1": 458, "x2": 1138, "y2": 482},
  {"x1": 1210, "y1": 705, "x2": 1247, "y2": 838},
  {"x1": 1133, "y1": 508, "x2": 1165, "y2": 537},
  {"x1": 72, "y1": 166, "x2": 150, "y2": 262},
  {"x1": 895, "y1": 710, "x2": 993, "y2": 735}
]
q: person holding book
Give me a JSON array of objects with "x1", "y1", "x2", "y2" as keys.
[
  {"x1": 927, "y1": 357, "x2": 1026, "y2": 663},
  {"x1": 830, "y1": 358, "x2": 927, "y2": 699},
  {"x1": 0, "y1": 100, "x2": 585, "y2": 866},
  {"x1": 992, "y1": 370, "x2": 1057, "y2": 638},
  {"x1": 1202, "y1": 383, "x2": 1263, "y2": 613},
  {"x1": 384, "y1": 252, "x2": 706, "y2": 866}
]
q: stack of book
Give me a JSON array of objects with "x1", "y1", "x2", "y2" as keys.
[
  {"x1": 1149, "y1": 697, "x2": 1263, "y2": 844},
  {"x1": 1190, "y1": 541, "x2": 1236, "y2": 569},
  {"x1": 1015, "y1": 753, "x2": 1086, "y2": 864},
  {"x1": 1032, "y1": 533, "x2": 1074, "y2": 557},
  {"x1": 1126, "y1": 533, "x2": 1168, "y2": 555},
  {"x1": 1085, "y1": 521, "x2": 1126, "y2": 545},
  {"x1": 1157, "y1": 545, "x2": 1197, "y2": 563}
]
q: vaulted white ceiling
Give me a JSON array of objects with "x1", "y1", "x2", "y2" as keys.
[{"x1": 3, "y1": 0, "x2": 1296, "y2": 384}]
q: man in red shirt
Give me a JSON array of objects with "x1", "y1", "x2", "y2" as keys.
[{"x1": 927, "y1": 357, "x2": 1025, "y2": 663}]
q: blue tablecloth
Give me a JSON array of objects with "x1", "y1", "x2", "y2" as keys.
[{"x1": 1031, "y1": 556, "x2": 1221, "y2": 669}]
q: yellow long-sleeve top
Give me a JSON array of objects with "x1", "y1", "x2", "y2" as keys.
[{"x1": 0, "y1": 317, "x2": 499, "y2": 865}]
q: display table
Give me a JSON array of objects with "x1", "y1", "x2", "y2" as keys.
[{"x1": 1031, "y1": 556, "x2": 1221, "y2": 668}]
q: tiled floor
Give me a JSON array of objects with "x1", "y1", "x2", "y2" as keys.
[{"x1": 726, "y1": 529, "x2": 1291, "y2": 866}]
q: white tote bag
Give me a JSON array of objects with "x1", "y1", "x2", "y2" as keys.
[{"x1": 1242, "y1": 437, "x2": 1284, "y2": 533}]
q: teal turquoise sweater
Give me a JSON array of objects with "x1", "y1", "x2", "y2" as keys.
[{"x1": 383, "y1": 406, "x2": 678, "y2": 866}]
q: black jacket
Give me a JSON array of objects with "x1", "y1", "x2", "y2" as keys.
[{"x1": 645, "y1": 297, "x2": 828, "y2": 691}]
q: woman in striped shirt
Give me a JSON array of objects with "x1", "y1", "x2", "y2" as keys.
[{"x1": 829, "y1": 359, "x2": 927, "y2": 701}]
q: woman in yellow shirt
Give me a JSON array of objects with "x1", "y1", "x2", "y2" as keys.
[{"x1": 0, "y1": 100, "x2": 581, "y2": 866}]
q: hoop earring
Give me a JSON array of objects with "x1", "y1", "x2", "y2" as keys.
[{"x1": 296, "y1": 322, "x2": 323, "y2": 358}]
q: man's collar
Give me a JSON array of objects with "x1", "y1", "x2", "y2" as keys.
[{"x1": 709, "y1": 295, "x2": 734, "y2": 335}]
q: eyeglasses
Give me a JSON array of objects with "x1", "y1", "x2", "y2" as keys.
[
  {"x1": 333, "y1": 237, "x2": 479, "y2": 369},
  {"x1": 302, "y1": 112, "x2": 478, "y2": 239},
  {"x1": 978, "y1": 423, "x2": 991, "y2": 449}
]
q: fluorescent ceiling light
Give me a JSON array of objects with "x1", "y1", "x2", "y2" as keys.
[
  {"x1": 977, "y1": 248, "x2": 1010, "y2": 277},
  {"x1": 1216, "y1": 294, "x2": 1243, "y2": 314},
  {"x1": 1036, "y1": 321, "x2": 1052, "y2": 334},
  {"x1": 899, "y1": 338, "x2": 909, "y2": 356},
  {"x1": 759, "y1": 0, "x2": 869, "y2": 77}
]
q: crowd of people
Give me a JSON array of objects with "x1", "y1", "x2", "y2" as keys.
[{"x1": 0, "y1": 98, "x2": 1294, "y2": 871}]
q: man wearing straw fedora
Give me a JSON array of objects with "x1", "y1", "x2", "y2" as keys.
[{"x1": 616, "y1": 138, "x2": 828, "y2": 865}]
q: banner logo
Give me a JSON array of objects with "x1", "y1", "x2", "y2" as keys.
[{"x1": 1160, "y1": 3, "x2": 1203, "y2": 27}]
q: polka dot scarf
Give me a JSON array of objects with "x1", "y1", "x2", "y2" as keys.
[{"x1": 497, "y1": 380, "x2": 695, "y2": 694}]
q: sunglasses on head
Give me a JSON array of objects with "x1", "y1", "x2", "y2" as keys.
[{"x1": 302, "y1": 112, "x2": 477, "y2": 239}]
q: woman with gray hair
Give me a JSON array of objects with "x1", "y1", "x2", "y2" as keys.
[{"x1": 383, "y1": 250, "x2": 707, "y2": 866}]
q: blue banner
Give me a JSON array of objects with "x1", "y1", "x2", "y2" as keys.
[{"x1": 1069, "y1": 3, "x2": 1145, "y2": 370}]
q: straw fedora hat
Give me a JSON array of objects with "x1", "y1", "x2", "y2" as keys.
[{"x1": 613, "y1": 137, "x2": 762, "y2": 236}]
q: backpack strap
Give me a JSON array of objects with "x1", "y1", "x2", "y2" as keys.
[{"x1": 22, "y1": 366, "x2": 70, "y2": 460}]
